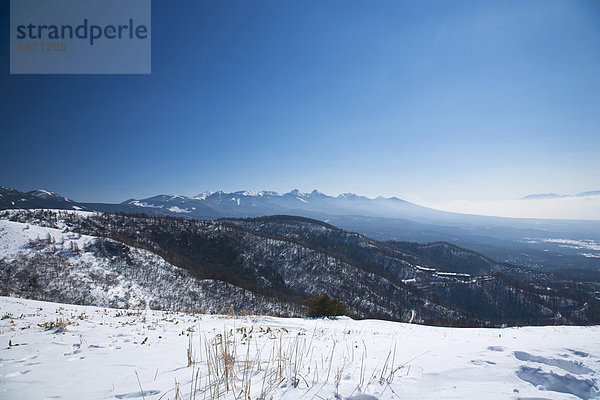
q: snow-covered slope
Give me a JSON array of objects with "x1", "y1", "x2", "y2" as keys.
[
  {"x1": 1, "y1": 296, "x2": 598, "y2": 399},
  {"x1": 0, "y1": 215, "x2": 296, "y2": 316}
]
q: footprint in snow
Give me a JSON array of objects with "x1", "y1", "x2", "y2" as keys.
[
  {"x1": 514, "y1": 351, "x2": 593, "y2": 375},
  {"x1": 4, "y1": 369, "x2": 31, "y2": 378},
  {"x1": 16, "y1": 354, "x2": 38, "y2": 362},
  {"x1": 64, "y1": 343, "x2": 82, "y2": 356},
  {"x1": 470, "y1": 359, "x2": 496, "y2": 366},
  {"x1": 567, "y1": 349, "x2": 590, "y2": 358},
  {"x1": 487, "y1": 346, "x2": 505, "y2": 352},
  {"x1": 516, "y1": 366, "x2": 598, "y2": 400}
]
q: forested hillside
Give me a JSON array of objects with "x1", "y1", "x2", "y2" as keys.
[{"x1": 2, "y1": 209, "x2": 599, "y2": 326}]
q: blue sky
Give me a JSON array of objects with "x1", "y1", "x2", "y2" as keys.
[{"x1": 1, "y1": 0, "x2": 599, "y2": 212}]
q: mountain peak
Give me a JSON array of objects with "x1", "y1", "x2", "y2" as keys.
[
  {"x1": 388, "y1": 196, "x2": 408, "y2": 202},
  {"x1": 288, "y1": 189, "x2": 305, "y2": 197},
  {"x1": 193, "y1": 191, "x2": 213, "y2": 200},
  {"x1": 234, "y1": 190, "x2": 261, "y2": 197},
  {"x1": 338, "y1": 192, "x2": 364, "y2": 200},
  {"x1": 29, "y1": 189, "x2": 56, "y2": 197},
  {"x1": 27, "y1": 189, "x2": 71, "y2": 202}
]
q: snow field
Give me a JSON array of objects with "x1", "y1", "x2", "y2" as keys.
[{"x1": 1, "y1": 297, "x2": 599, "y2": 399}]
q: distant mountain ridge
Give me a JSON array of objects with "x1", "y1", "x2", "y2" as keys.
[
  {"x1": 120, "y1": 188, "x2": 422, "y2": 219},
  {"x1": 520, "y1": 190, "x2": 600, "y2": 200},
  {"x1": 3, "y1": 185, "x2": 599, "y2": 224},
  {"x1": 2, "y1": 185, "x2": 600, "y2": 275},
  {"x1": 0, "y1": 186, "x2": 434, "y2": 220},
  {"x1": 0, "y1": 186, "x2": 77, "y2": 210}
]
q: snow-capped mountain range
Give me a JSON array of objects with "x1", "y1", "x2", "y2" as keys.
[
  {"x1": 2, "y1": 185, "x2": 600, "y2": 274},
  {"x1": 3, "y1": 185, "x2": 600, "y2": 223},
  {"x1": 0, "y1": 186, "x2": 433, "y2": 219},
  {"x1": 120, "y1": 188, "x2": 430, "y2": 220}
]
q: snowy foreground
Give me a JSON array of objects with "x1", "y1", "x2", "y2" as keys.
[{"x1": 1, "y1": 297, "x2": 599, "y2": 400}]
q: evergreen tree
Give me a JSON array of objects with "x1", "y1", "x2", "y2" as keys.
[{"x1": 305, "y1": 294, "x2": 348, "y2": 317}]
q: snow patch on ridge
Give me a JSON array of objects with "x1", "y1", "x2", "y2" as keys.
[
  {"x1": 130, "y1": 200, "x2": 163, "y2": 208},
  {"x1": 167, "y1": 206, "x2": 190, "y2": 213}
]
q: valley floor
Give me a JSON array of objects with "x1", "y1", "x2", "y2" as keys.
[{"x1": 0, "y1": 296, "x2": 598, "y2": 400}]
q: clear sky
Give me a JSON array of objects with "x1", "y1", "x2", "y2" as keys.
[{"x1": 1, "y1": 0, "x2": 599, "y2": 216}]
